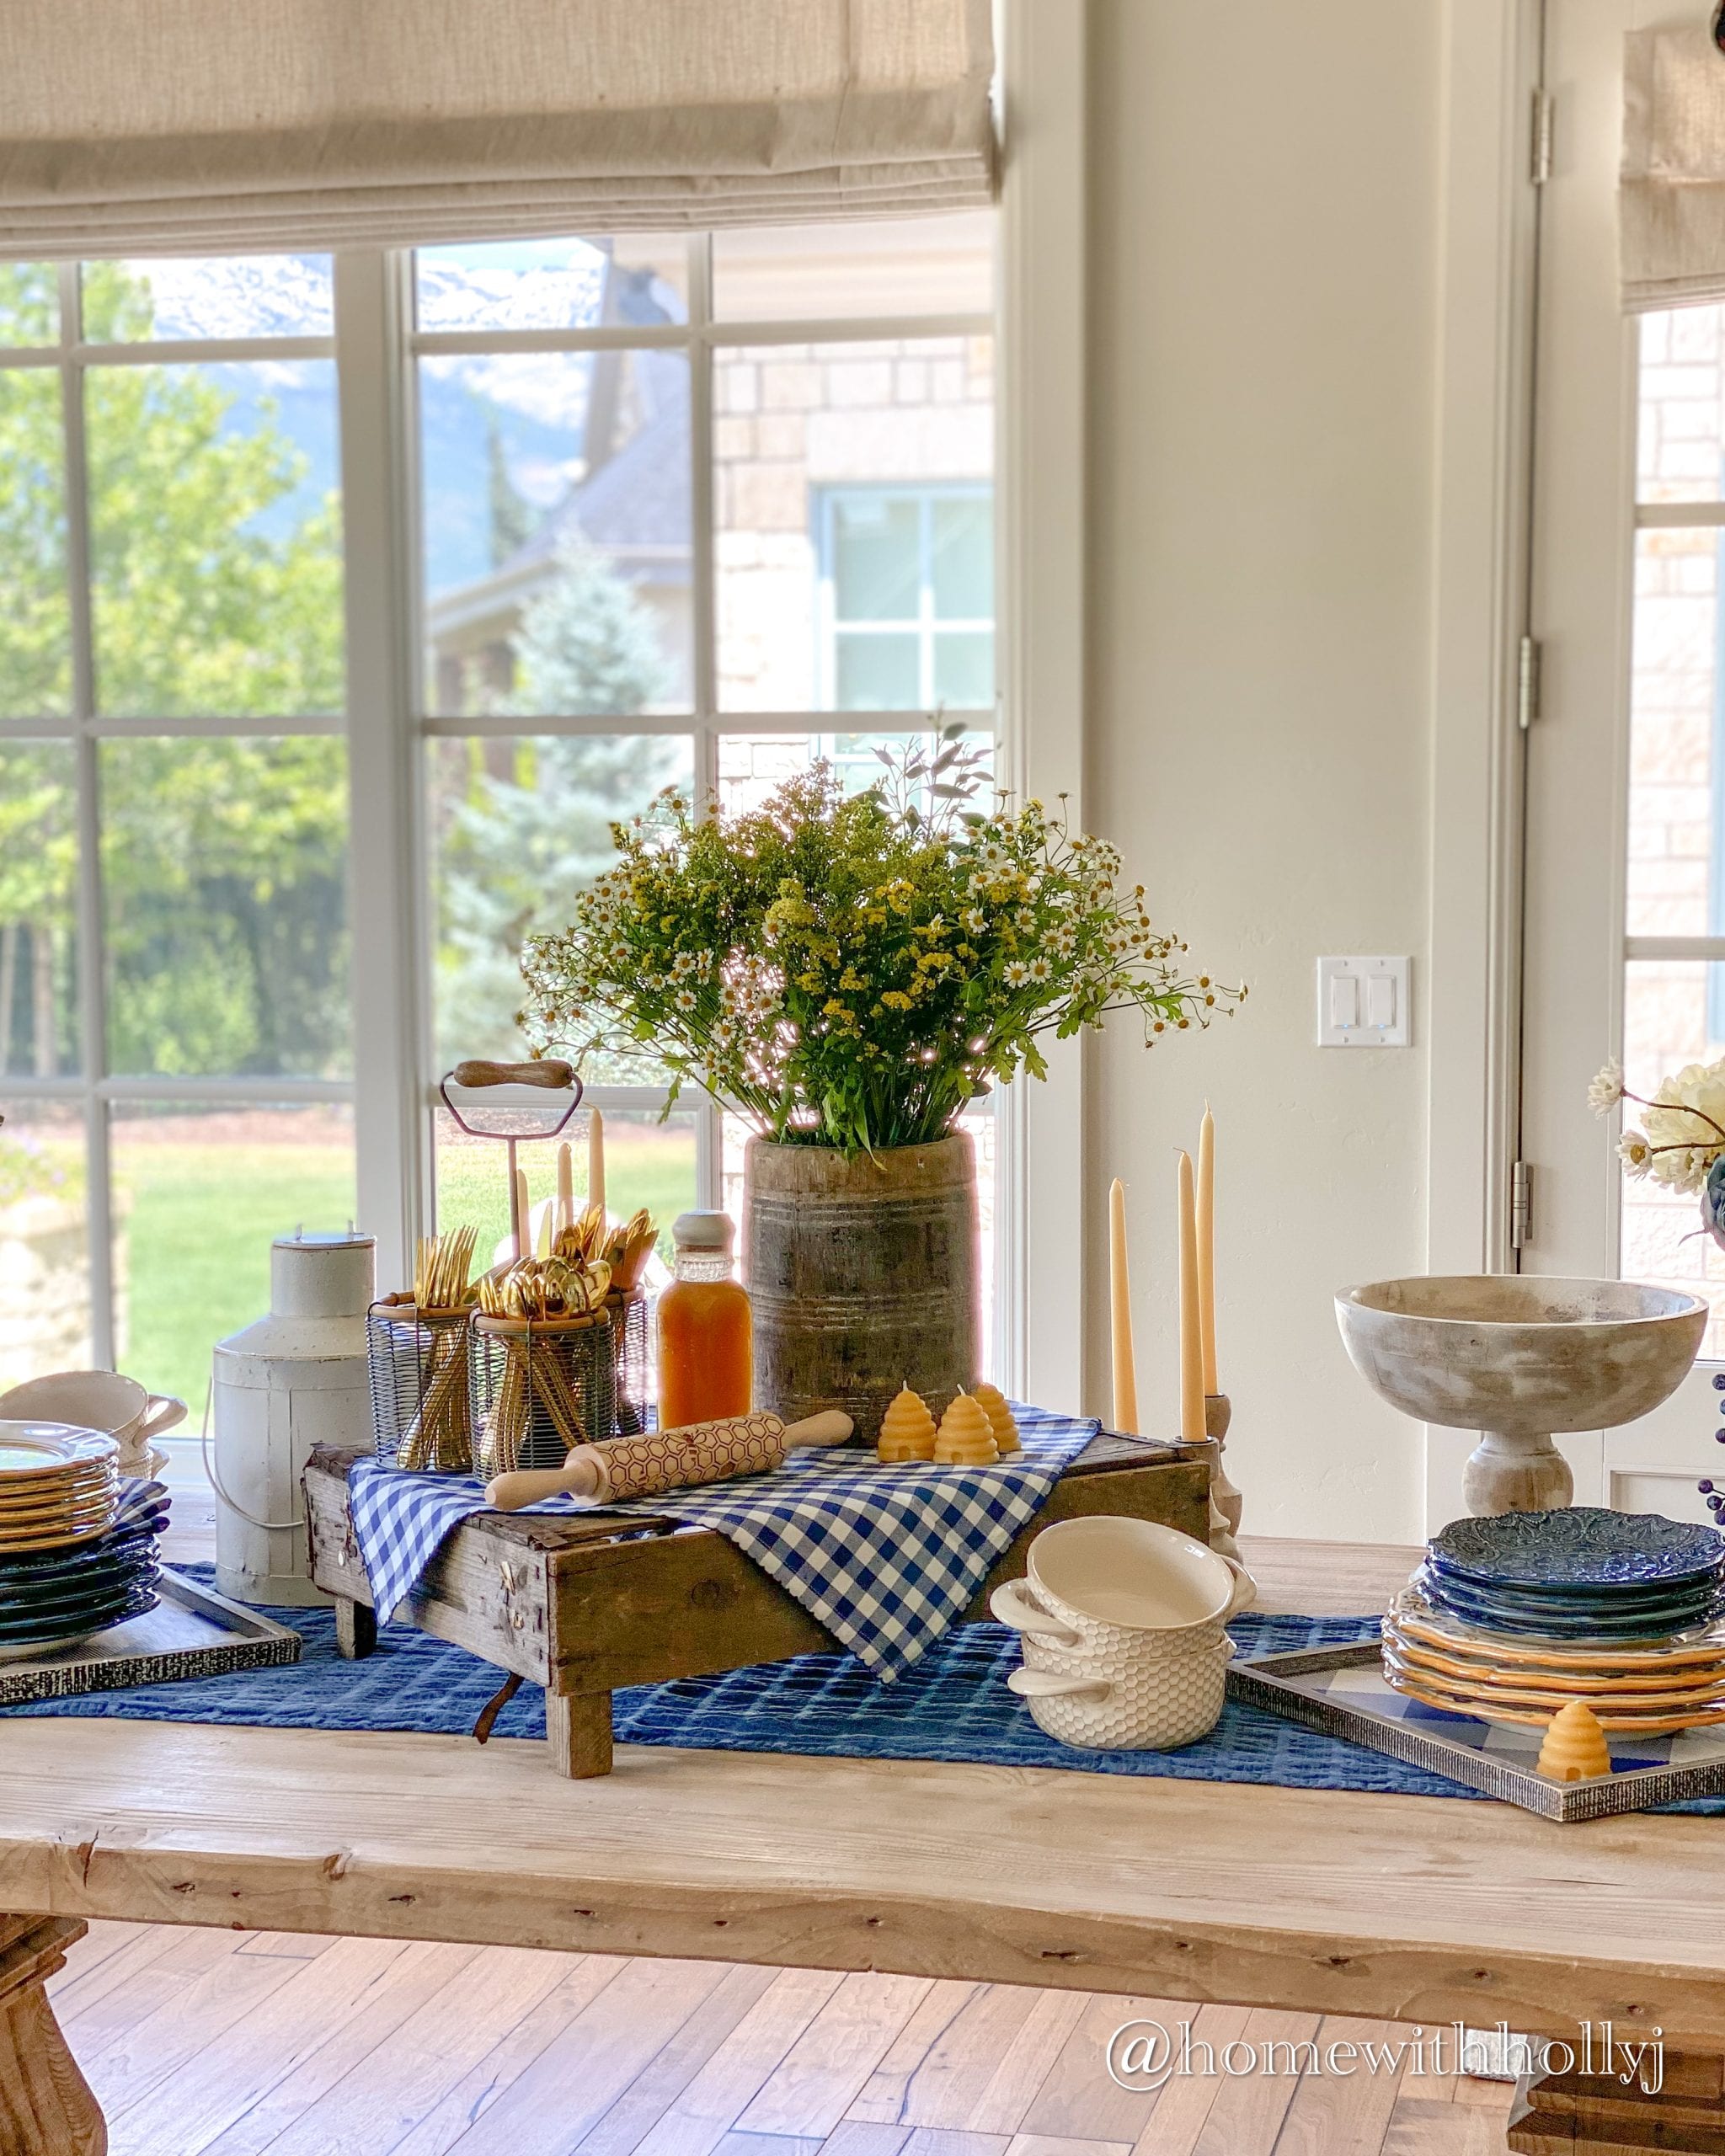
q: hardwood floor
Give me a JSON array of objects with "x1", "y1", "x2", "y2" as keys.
[{"x1": 48, "y1": 1924, "x2": 1516, "y2": 2156}]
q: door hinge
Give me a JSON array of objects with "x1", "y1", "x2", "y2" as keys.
[
  {"x1": 1517, "y1": 633, "x2": 1542, "y2": 731},
  {"x1": 1511, "y1": 1160, "x2": 1532, "y2": 1251},
  {"x1": 1531, "y1": 88, "x2": 1553, "y2": 185}
]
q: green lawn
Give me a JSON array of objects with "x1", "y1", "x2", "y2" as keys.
[{"x1": 117, "y1": 1133, "x2": 696, "y2": 1415}]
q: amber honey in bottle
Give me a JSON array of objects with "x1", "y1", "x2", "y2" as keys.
[{"x1": 655, "y1": 1210, "x2": 753, "y2": 1429}]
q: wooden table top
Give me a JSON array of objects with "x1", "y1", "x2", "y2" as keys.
[{"x1": 2, "y1": 1536, "x2": 1721, "y2": 2045}]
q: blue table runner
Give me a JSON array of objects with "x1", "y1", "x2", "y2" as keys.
[{"x1": 8, "y1": 1579, "x2": 1719, "y2": 1813}]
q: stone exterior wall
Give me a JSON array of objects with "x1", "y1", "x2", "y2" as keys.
[{"x1": 714, "y1": 335, "x2": 994, "y2": 716}]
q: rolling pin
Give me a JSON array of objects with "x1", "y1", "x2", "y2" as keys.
[{"x1": 484, "y1": 1408, "x2": 853, "y2": 1509}]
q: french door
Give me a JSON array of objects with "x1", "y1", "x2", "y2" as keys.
[{"x1": 1519, "y1": 0, "x2": 1724, "y2": 1528}]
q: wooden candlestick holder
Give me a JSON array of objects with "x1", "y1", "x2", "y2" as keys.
[{"x1": 1205, "y1": 1391, "x2": 1242, "y2": 1559}]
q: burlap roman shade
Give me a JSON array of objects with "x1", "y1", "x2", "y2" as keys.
[
  {"x1": 1622, "y1": 22, "x2": 1725, "y2": 311},
  {"x1": 0, "y1": 0, "x2": 997, "y2": 256}
]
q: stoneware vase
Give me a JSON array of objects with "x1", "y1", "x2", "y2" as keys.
[{"x1": 742, "y1": 1130, "x2": 980, "y2": 1446}]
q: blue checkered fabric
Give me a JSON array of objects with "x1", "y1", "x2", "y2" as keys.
[{"x1": 348, "y1": 1403, "x2": 1098, "y2": 1677}]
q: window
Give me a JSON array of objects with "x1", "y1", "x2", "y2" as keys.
[
  {"x1": 0, "y1": 257, "x2": 355, "y2": 1412},
  {"x1": 0, "y1": 212, "x2": 1001, "y2": 1403},
  {"x1": 820, "y1": 486, "x2": 995, "y2": 712},
  {"x1": 1621, "y1": 304, "x2": 1725, "y2": 1352}
]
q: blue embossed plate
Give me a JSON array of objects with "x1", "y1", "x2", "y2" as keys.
[{"x1": 1429, "y1": 1508, "x2": 1725, "y2": 1590}]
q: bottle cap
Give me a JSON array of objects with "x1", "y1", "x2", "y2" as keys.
[{"x1": 671, "y1": 1210, "x2": 735, "y2": 1251}]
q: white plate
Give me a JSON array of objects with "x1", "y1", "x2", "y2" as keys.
[{"x1": 0, "y1": 1423, "x2": 119, "y2": 1481}]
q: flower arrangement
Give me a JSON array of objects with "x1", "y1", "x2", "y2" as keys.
[
  {"x1": 1589, "y1": 1056, "x2": 1725, "y2": 1190},
  {"x1": 522, "y1": 732, "x2": 1243, "y2": 1155}
]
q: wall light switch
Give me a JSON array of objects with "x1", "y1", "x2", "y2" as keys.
[{"x1": 1317, "y1": 956, "x2": 1411, "y2": 1047}]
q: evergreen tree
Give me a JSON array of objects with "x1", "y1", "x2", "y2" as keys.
[
  {"x1": 485, "y1": 419, "x2": 534, "y2": 568},
  {"x1": 436, "y1": 536, "x2": 685, "y2": 1064}
]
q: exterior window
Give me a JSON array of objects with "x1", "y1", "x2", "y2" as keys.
[
  {"x1": 0, "y1": 211, "x2": 1002, "y2": 1406},
  {"x1": 820, "y1": 486, "x2": 995, "y2": 713}
]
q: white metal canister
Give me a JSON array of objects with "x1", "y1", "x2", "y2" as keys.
[{"x1": 211, "y1": 1231, "x2": 375, "y2": 1605}]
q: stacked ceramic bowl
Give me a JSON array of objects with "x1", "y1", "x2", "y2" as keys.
[
  {"x1": 0, "y1": 1422, "x2": 168, "y2": 1648},
  {"x1": 1383, "y1": 1507, "x2": 1725, "y2": 1732},
  {"x1": 991, "y1": 1516, "x2": 1254, "y2": 1750}
]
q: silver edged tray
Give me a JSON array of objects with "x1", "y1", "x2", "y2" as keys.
[
  {"x1": 0, "y1": 1566, "x2": 300, "y2": 1706},
  {"x1": 1228, "y1": 1640, "x2": 1725, "y2": 1823}
]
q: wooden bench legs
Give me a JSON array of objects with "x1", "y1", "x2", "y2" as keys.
[
  {"x1": 547, "y1": 1692, "x2": 614, "y2": 1778},
  {"x1": 334, "y1": 1596, "x2": 377, "y2": 1660},
  {"x1": 1509, "y1": 2044, "x2": 1725, "y2": 2152},
  {"x1": 0, "y1": 1917, "x2": 104, "y2": 2156},
  {"x1": 335, "y1": 1594, "x2": 612, "y2": 1776}
]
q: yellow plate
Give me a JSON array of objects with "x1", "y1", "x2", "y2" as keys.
[
  {"x1": 1383, "y1": 1642, "x2": 1725, "y2": 1715},
  {"x1": 1389, "y1": 1588, "x2": 1725, "y2": 1670},
  {"x1": 1383, "y1": 1662, "x2": 1725, "y2": 1732},
  {"x1": 0, "y1": 1477, "x2": 118, "y2": 1515},
  {"x1": 1384, "y1": 1623, "x2": 1725, "y2": 1697},
  {"x1": 0, "y1": 1517, "x2": 114, "y2": 1553}
]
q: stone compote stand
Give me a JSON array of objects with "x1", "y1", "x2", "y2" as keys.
[{"x1": 1335, "y1": 1275, "x2": 1707, "y2": 1517}]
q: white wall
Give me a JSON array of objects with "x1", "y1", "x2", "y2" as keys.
[{"x1": 1081, "y1": 0, "x2": 1443, "y2": 1541}]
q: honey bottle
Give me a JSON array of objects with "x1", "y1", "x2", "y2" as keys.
[{"x1": 656, "y1": 1211, "x2": 753, "y2": 1429}]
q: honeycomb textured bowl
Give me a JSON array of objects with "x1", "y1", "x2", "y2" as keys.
[{"x1": 1015, "y1": 1626, "x2": 1234, "y2": 1750}]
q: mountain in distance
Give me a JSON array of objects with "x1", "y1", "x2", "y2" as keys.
[{"x1": 128, "y1": 248, "x2": 628, "y2": 590}]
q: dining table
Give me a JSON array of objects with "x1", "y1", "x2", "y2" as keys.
[{"x1": 0, "y1": 1534, "x2": 1718, "y2": 2156}]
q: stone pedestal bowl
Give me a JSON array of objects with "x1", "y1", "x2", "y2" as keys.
[{"x1": 1335, "y1": 1276, "x2": 1707, "y2": 1516}]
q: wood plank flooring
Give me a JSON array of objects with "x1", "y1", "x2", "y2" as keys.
[{"x1": 48, "y1": 1924, "x2": 1517, "y2": 2156}]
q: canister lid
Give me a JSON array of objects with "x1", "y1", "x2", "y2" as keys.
[
  {"x1": 670, "y1": 1210, "x2": 735, "y2": 1251},
  {"x1": 270, "y1": 1230, "x2": 377, "y2": 1319}
]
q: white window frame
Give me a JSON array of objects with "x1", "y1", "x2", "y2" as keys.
[
  {"x1": 814, "y1": 481, "x2": 996, "y2": 714},
  {"x1": 0, "y1": 264, "x2": 351, "y2": 1367},
  {"x1": 0, "y1": 0, "x2": 1086, "y2": 1406}
]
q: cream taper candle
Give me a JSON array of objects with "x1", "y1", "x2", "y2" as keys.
[
  {"x1": 588, "y1": 1107, "x2": 606, "y2": 1219},
  {"x1": 513, "y1": 1166, "x2": 530, "y2": 1263},
  {"x1": 1197, "y1": 1104, "x2": 1218, "y2": 1395},
  {"x1": 1108, "y1": 1177, "x2": 1139, "y2": 1434},
  {"x1": 556, "y1": 1141, "x2": 574, "y2": 1234},
  {"x1": 1177, "y1": 1149, "x2": 1205, "y2": 1444}
]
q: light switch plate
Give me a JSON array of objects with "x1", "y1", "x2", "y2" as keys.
[{"x1": 1317, "y1": 956, "x2": 1411, "y2": 1047}]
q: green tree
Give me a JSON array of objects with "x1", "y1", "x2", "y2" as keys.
[
  {"x1": 436, "y1": 536, "x2": 682, "y2": 1062},
  {"x1": 486, "y1": 419, "x2": 534, "y2": 568},
  {"x1": 0, "y1": 259, "x2": 347, "y2": 1077}
]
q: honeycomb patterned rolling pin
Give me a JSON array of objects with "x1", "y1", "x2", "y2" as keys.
[{"x1": 483, "y1": 1407, "x2": 853, "y2": 1508}]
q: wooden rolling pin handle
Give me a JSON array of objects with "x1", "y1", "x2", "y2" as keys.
[
  {"x1": 484, "y1": 1448, "x2": 605, "y2": 1510},
  {"x1": 451, "y1": 1058, "x2": 574, "y2": 1090},
  {"x1": 783, "y1": 1411, "x2": 853, "y2": 1449}
]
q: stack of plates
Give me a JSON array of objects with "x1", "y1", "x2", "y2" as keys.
[
  {"x1": 1422, "y1": 1508, "x2": 1725, "y2": 1640},
  {"x1": 1382, "y1": 1509, "x2": 1725, "y2": 1732},
  {"x1": 0, "y1": 1476, "x2": 168, "y2": 1648},
  {"x1": 0, "y1": 1422, "x2": 120, "y2": 1554}
]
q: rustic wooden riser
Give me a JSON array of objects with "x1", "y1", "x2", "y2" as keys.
[
  {"x1": 1509, "y1": 2052, "x2": 1725, "y2": 2153},
  {"x1": 303, "y1": 1433, "x2": 1215, "y2": 1776}
]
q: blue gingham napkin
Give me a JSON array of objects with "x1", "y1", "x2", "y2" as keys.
[{"x1": 347, "y1": 1403, "x2": 1098, "y2": 1678}]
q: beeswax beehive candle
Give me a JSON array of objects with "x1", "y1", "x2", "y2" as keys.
[
  {"x1": 1535, "y1": 1700, "x2": 1611, "y2": 1783},
  {"x1": 971, "y1": 1381, "x2": 1020, "y2": 1456},
  {"x1": 878, "y1": 1385, "x2": 937, "y2": 1463},
  {"x1": 934, "y1": 1390, "x2": 998, "y2": 1465}
]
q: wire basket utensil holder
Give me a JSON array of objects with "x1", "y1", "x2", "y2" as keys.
[
  {"x1": 368, "y1": 1297, "x2": 476, "y2": 1470},
  {"x1": 472, "y1": 1309, "x2": 621, "y2": 1476},
  {"x1": 608, "y1": 1289, "x2": 650, "y2": 1437}
]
